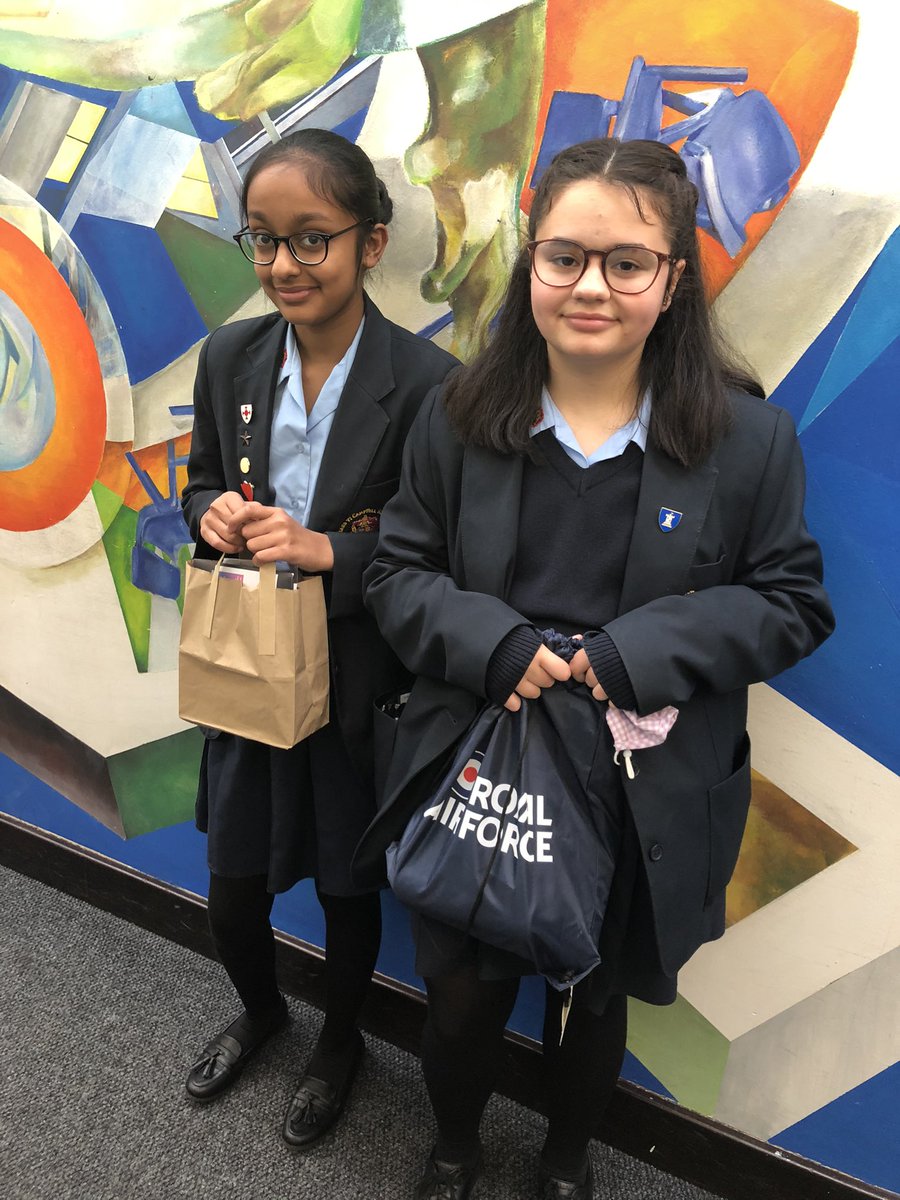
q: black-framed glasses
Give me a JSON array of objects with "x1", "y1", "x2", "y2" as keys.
[
  {"x1": 233, "y1": 218, "x2": 374, "y2": 266},
  {"x1": 526, "y1": 239, "x2": 677, "y2": 294}
]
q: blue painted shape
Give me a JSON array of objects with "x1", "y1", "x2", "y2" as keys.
[
  {"x1": 0, "y1": 65, "x2": 122, "y2": 107},
  {"x1": 174, "y1": 81, "x2": 237, "y2": 142},
  {"x1": 769, "y1": 284, "x2": 856, "y2": 427},
  {"x1": 130, "y1": 83, "x2": 195, "y2": 136},
  {"x1": 0, "y1": 753, "x2": 210, "y2": 897},
  {"x1": 71, "y1": 214, "x2": 206, "y2": 383},
  {"x1": 532, "y1": 61, "x2": 799, "y2": 258},
  {"x1": 332, "y1": 107, "x2": 370, "y2": 147},
  {"x1": 620, "y1": 1049, "x2": 675, "y2": 1099},
  {"x1": 799, "y1": 227, "x2": 900, "y2": 432},
  {"x1": 35, "y1": 177, "x2": 68, "y2": 220},
  {"x1": 772, "y1": 1059, "x2": 900, "y2": 1193},
  {"x1": 531, "y1": 92, "x2": 618, "y2": 188}
]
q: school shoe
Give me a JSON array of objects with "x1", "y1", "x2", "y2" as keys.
[
  {"x1": 185, "y1": 997, "x2": 289, "y2": 1102},
  {"x1": 414, "y1": 1149, "x2": 483, "y2": 1199},
  {"x1": 538, "y1": 1157, "x2": 595, "y2": 1199},
  {"x1": 281, "y1": 1030, "x2": 365, "y2": 1150}
]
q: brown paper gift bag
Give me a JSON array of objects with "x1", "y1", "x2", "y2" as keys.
[{"x1": 179, "y1": 558, "x2": 329, "y2": 749}]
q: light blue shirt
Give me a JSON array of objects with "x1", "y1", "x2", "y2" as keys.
[
  {"x1": 269, "y1": 319, "x2": 365, "y2": 526},
  {"x1": 530, "y1": 386, "x2": 651, "y2": 467}
]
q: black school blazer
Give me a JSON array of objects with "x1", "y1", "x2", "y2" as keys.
[
  {"x1": 181, "y1": 296, "x2": 458, "y2": 777},
  {"x1": 355, "y1": 387, "x2": 834, "y2": 975}
]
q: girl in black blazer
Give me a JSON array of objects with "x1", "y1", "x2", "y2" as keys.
[
  {"x1": 359, "y1": 139, "x2": 833, "y2": 1199},
  {"x1": 181, "y1": 129, "x2": 456, "y2": 1145}
]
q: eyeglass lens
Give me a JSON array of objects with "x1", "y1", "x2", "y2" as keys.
[
  {"x1": 238, "y1": 231, "x2": 329, "y2": 265},
  {"x1": 532, "y1": 240, "x2": 663, "y2": 293}
]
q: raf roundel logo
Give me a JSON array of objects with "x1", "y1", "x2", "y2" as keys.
[{"x1": 658, "y1": 507, "x2": 683, "y2": 532}]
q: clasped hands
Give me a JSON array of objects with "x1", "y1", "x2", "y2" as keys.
[
  {"x1": 504, "y1": 644, "x2": 608, "y2": 712},
  {"x1": 199, "y1": 491, "x2": 334, "y2": 572}
]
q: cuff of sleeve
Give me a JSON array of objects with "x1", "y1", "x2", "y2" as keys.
[
  {"x1": 485, "y1": 625, "x2": 543, "y2": 706},
  {"x1": 583, "y1": 631, "x2": 637, "y2": 711}
]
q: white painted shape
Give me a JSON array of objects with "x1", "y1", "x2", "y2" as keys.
[
  {"x1": 79, "y1": 116, "x2": 198, "y2": 228},
  {"x1": 0, "y1": 491, "x2": 104, "y2": 568},
  {"x1": 147, "y1": 593, "x2": 180, "y2": 673},
  {"x1": 0, "y1": 545, "x2": 189, "y2": 756},
  {"x1": 357, "y1": 49, "x2": 429, "y2": 158},
  {"x1": 130, "y1": 290, "x2": 270, "y2": 451},
  {"x1": 679, "y1": 686, "x2": 900, "y2": 1041},
  {"x1": 714, "y1": 0, "x2": 900, "y2": 394},
  {"x1": 714, "y1": 945, "x2": 900, "y2": 1140}
]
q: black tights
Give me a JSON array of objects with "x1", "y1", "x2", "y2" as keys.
[
  {"x1": 206, "y1": 872, "x2": 382, "y2": 1072},
  {"x1": 422, "y1": 966, "x2": 627, "y2": 1178}
]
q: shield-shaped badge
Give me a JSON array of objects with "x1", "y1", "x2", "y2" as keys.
[
  {"x1": 240, "y1": 403, "x2": 253, "y2": 424},
  {"x1": 658, "y1": 507, "x2": 683, "y2": 532}
]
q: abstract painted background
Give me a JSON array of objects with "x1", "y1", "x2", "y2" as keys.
[{"x1": 1, "y1": 0, "x2": 898, "y2": 1189}]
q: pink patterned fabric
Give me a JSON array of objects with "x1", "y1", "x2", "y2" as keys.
[{"x1": 605, "y1": 703, "x2": 679, "y2": 752}]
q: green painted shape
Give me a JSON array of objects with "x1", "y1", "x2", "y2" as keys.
[
  {"x1": 156, "y1": 211, "x2": 259, "y2": 330},
  {"x1": 627, "y1": 993, "x2": 730, "y2": 1116},
  {"x1": 99, "y1": 500, "x2": 150, "y2": 673},
  {"x1": 91, "y1": 479, "x2": 123, "y2": 534},
  {"x1": 107, "y1": 726, "x2": 204, "y2": 838}
]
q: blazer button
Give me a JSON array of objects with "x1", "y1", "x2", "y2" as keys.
[{"x1": 649, "y1": 843, "x2": 663, "y2": 862}]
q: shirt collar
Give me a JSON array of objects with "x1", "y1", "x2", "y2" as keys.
[
  {"x1": 531, "y1": 386, "x2": 651, "y2": 462},
  {"x1": 278, "y1": 317, "x2": 366, "y2": 424}
]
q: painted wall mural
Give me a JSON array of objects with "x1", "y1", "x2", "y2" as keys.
[{"x1": 1, "y1": 0, "x2": 898, "y2": 1191}]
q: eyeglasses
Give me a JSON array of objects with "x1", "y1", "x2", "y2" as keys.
[
  {"x1": 526, "y1": 239, "x2": 677, "y2": 294},
  {"x1": 233, "y1": 218, "x2": 374, "y2": 266}
]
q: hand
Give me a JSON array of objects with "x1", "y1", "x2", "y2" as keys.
[
  {"x1": 240, "y1": 502, "x2": 335, "y2": 571},
  {"x1": 199, "y1": 491, "x2": 248, "y2": 553},
  {"x1": 569, "y1": 648, "x2": 609, "y2": 703},
  {"x1": 504, "y1": 645, "x2": 571, "y2": 712}
]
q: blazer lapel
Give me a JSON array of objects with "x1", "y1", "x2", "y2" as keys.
[
  {"x1": 234, "y1": 319, "x2": 286, "y2": 506},
  {"x1": 459, "y1": 444, "x2": 523, "y2": 599},
  {"x1": 307, "y1": 298, "x2": 392, "y2": 532},
  {"x1": 619, "y1": 441, "x2": 718, "y2": 612}
]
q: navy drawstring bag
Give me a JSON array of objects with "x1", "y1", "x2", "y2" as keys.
[{"x1": 386, "y1": 683, "x2": 620, "y2": 990}]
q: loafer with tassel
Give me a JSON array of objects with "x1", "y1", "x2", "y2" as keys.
[
  {"x1": 281, "y1": 1031, "x2": 365, "y2": 1150},
  {"x1": 185, "y1": 998, "x2": 289, "y2": 1103}
]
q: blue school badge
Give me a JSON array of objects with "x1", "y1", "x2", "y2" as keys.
[{"x1": 658, "y1": 507, "x2": 683, "y2": 532}]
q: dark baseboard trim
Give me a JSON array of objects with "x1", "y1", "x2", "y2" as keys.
[{"x1": 1, "y1": 810, "x2": 895, "y2": 1200}]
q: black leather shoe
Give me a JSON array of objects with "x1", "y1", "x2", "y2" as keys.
[
  {"x1": 281, "y1": 1031, "x2": 364, "y2": 1150},
  {"x1": 414, "y1": 1149, "x2": 482, "y2": 1199},
  {"x1": 538, "y1": 1157, "x2": 594, "y2": 1199},
  {"x1": 185, "y1": 999, "x2": 289, "y2": 1103}
]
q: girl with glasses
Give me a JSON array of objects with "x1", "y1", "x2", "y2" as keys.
[
  {"x1": 356, "y1": 138, "x2": 833, "y2": 1198},
  {"x1": 181, "y1": 128, "x2": 457, "y2": 1146}
]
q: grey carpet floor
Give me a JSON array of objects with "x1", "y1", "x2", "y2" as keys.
[{"x1": 1, "y1": 863, "x2": 724, "y2": 1200}]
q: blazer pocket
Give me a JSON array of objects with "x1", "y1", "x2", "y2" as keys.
[
  {"x1": 687, "y1": 552, "x2": 728, "y2": 591},
  {"x1": 339, "y1": 478, "x2": 400, "y2": 534},
  {"x1": 705, "y1": 733, "x2": 751, "y2": 904},
  {"x1": 372, "y1": 690, "x2": 409, "y2": 805}
]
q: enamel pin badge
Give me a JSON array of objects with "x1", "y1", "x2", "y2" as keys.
[
  {"x1": 240, "y1": 403, "x2": 253, "y2": 424},
  {"x1": 658, "y1": 507, "x2": 683, "y2": 532}
]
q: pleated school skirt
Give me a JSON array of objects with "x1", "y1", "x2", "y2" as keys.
[{"x1": 196, "y1": 714, "x2": 378, "y2": 897}]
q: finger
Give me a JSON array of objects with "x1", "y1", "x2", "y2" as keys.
[
  {"x1": 537, "y1": 647, "x2": 571, "y2": 681},
  {"x1": 585, "y1": 667, "x2": 599, "y2": 689},
  {"x1": 592, "y1": 683, "x2": 608, "y2": 702},
  {"x1": 516, "y1": 679, "x2": 542, "y2": 700},
  {"x1": 569, "y1": 650, "x2": 589, "y2": 681},
  {"x1": 504, "y1": 693, "x2": 521, "y2": 712}
]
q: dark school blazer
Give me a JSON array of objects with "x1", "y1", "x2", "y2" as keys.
[
  {"x1": 354, "y1": 387, "x2": 834, "y2": 976},
  {"x1": 181, "y1": 296, "x2": 459, "y2": 778}
]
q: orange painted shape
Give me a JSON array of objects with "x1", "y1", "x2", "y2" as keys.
[
  {"x1": 0, "y1": 218, "x2": 107, "y2": 531},
  {"x1": 524, "y1": 0, "x2": 858, "y2": 297}
]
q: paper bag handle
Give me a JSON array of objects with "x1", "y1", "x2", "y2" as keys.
[
  {"x1": 202, "y1": 557, "x2": 277, "y2": 656},
  {"x1": 258, "y1": 561, "x2": 277, "y2": 656}
]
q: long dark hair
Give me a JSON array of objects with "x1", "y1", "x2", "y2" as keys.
[
  {"x1": 241, "y1": 128, "x2": 393, "y2": 254},
  {"x1": 444, "y1": 138, "x2": 761, "y2": 468}
]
